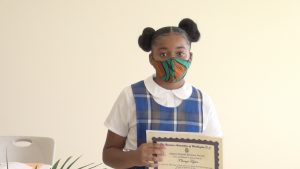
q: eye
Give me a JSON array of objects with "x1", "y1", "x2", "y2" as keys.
[
  {"x1": 160, "y1": 53, "x2": 167, "y2": 57},
  {"x1": 176, "y1": 51, "x2": 186, "y2": 57}
]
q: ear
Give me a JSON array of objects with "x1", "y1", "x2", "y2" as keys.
[
  {"x1": 189, "y1": 52, "x2": 193, "y2": 62},
  {"x1": 149, "y1": 53, "x2": 154, "y2": 65}
]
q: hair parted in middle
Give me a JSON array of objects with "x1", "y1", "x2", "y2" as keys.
[{"x1": 138, "y1": 18, "x2": 201, "y2": 52}]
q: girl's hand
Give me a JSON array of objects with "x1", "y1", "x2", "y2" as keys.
[{"x1": 132, "y1": 143, "x2": 165, "y2": 167}]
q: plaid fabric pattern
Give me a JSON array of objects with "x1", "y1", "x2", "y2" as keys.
[{"x1": 131, "y1": 80, "x2": 203, "y2": 148}]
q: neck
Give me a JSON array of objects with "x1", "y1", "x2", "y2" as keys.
[{"x1": 153, "y1": 76, "x2": 185, "y2": 90}]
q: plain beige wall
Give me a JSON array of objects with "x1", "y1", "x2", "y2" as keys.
[{"x1": 1, "y1": 0, "x2": 300, "y2": 168}]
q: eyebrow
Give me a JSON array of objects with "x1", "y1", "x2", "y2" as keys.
[
  {"x1": 158, "y1": 46, "x2": 187, "y2": 51},
  {"x1": 158, "y1": 47, "x2": 167, "y2": 51},
  {"x1": 176, "y1": 46, "x2": 187, "y2": 49}
]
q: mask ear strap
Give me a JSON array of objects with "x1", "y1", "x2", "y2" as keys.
[{"x1": 189, "y1": 52, "x2": 193, "y2": 62}]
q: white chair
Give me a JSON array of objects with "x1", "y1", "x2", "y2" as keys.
[{"x1": 0, "y1": 136, "x2": 55, "y2": 165}]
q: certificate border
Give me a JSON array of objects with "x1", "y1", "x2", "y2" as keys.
[{"x1": 152, "y1": 137, "x2": 220, "y2": 169}]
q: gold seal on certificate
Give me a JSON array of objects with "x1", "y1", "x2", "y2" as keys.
[{"x1": 146, "y1": 130, "x2": 223, "y2": 169}]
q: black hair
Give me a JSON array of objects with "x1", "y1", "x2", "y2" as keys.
[{"x1": 138, "y1": 18, "x2": 200, "y2": 52}]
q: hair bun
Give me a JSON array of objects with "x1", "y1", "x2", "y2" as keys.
[
  {"x1": 178, "y1": 18, "x2": 200, "y2": 42},
  {"x1": 138, "y1": 27, "x2": 155, "y2": 52}
]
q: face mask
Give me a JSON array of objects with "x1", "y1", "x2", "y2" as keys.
[{"x1": 152, "y1": 57, "x2": 191, "y2": 83}]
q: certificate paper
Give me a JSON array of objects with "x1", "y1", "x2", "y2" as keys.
[{"x1": 146, "y1": 130, "x2": 223, "y2": 169}]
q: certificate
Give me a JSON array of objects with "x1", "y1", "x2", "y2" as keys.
[{"x1": 146, "y1": 130, "x2": 223, "y2": 169}]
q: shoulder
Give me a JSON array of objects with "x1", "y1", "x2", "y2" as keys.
[
  {"x1": 120, "y1": 79, "x2": 149, "y2": 103},
  {"x1": 191, "y1": 86, "x2": 223, "y2": 137},
  {"x1": 191, "y1": 86, "x2": 214, "y2": 103},
  {"x1": 190, "y1": 86, "x2": 217, "y2": 115}
]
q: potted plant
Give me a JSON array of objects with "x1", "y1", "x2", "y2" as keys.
[
  {"x1": 50, "y1": 156, "x2": 103, "y2": 169},
  {"x1": 3, "y1": 152, "x2": 103, "y2": 169}
]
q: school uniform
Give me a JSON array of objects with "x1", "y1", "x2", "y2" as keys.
[{"x1": 104, "y1": 75, "x2": 222, "y2": 151}]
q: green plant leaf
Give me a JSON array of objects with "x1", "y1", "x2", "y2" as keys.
[
  {"x1": 77, "y1": 162, "x2": 94, "y2": 169},
  {"x1": 86, "y1": 163, "x2": 102, "y2": 169},
  {"x1": 60, "y1": 156, "x2": 72, "y2": 169},
  {"x1": 66, "y1": 156, "x2": 82, "y2": 169},
  {"x1": 51, "y1": 159, "x2": 61, "y2": 169},
  {"x1": 50, "y1": 156, "x2": 102, "y2": 169}
]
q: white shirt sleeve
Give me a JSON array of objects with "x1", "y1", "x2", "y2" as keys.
[
  {"x1": 202, "y1": 93, "x2": 223, "y2": 137},
  {"x1": 104, "y1": 87, "x2": 135, "y2": 137}
]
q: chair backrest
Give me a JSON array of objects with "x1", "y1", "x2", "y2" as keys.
[{"x1": 0, "y1": 136, "x2": 55, "y2": 165}]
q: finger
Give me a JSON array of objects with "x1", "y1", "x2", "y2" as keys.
[
  {"x1": 145, "y1": 161, "x2": 159, "y2": 168},
  {"x1": 142, "y1": 149, "x2": 163, "y2": 157},
  {"x1": 145, "y1": 153, "x2": 155, "y2": 161},
  {"x1": 147, "y1": 143, "x2": 164, "y2": 149},
  {"x1": 151, "y1": 149, "x2": 165, "y2": 156},
  {"x1": 154, "y1": 143, "x2": 166, "y2": 149},
  {"x1": 153, "y1": 144, "x2": 166, "y2": 154},
  {"x1": 145, "y1": 153, "x2": 164, "y2": 163},
  {"x1": 152, "y1": 155, "x2": 164, "y2": 162}
]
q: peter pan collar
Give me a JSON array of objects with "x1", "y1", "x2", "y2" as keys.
[{"x1": 144, "y1": 75, "x2": 192, "y2": 100}]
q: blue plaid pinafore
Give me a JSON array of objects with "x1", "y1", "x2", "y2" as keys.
[{"x1": 130, "y1": 80, "x2": 203, "y2": 169}]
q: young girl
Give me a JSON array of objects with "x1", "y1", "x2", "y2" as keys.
[{"x1": 102, "y1": 18, "x2": 222, "y2": 169}]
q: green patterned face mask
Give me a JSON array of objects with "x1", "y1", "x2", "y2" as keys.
[{"x1": 153, "y1": 58, "x2": 191, "y2": 83}]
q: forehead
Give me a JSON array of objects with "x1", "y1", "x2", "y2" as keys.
[{"x1": 152, "y1": 33, "x2": 190, "y2": 49}]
